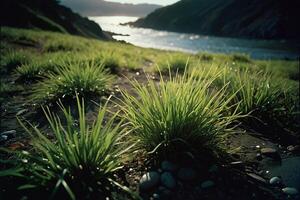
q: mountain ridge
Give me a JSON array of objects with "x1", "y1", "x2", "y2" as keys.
[
  {"x1": 132, "y1": 0, "x2": 300, "y2": 40},
  {"x1": 1, "y1": 0, "x2": 109, "y2": 40},
  {"x1": 61, "y1": 0, "x2": 162, "y2": 17}
]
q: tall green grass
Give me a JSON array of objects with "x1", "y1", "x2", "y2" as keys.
[
  {"x1": 119, "y1": 69, "x2": 240, "y2": 158},
  {"x1": 0, "y1": 51, "x2": 31, "y2": 74},
  {"x1": 0, "y1": 97, "x2": 134, "y2": 199},
  {"x1": 226, "y1": 69, "x2": 299, "y2": 134},
  {"x1": 30, "y1": 60, "x2": 113, "y2": 105}
]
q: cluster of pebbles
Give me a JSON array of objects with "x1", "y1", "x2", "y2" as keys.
[{"x1": 138, "y1": 160, "x2": 217, "y2": 200}]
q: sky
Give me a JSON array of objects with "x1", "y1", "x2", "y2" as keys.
[{"x1": 105, "y1": 0, "x2": 180, "y2": 6}]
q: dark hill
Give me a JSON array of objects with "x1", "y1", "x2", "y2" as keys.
[
  {"x1": 132, "y1": 0, "x2": 300, "y2": 40},
  {"x1": 0, "y1": 0, "x2": 108, "y2": 40},
  {"x1": 61, "y1": 0, "x2": 161, "y2": 17}
]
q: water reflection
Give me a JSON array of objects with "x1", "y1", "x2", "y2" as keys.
[{"x1": 90, "y1": 16, "x2": 299, "y2": 59}]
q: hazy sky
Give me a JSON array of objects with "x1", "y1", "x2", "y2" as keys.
[{"x1": 105, "y1": 0, "x2": 180, "y2": 6}]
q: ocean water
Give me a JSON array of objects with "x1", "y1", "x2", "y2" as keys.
[{"x1": 90, "y1": 16, "x2": 299, "y2": 60}]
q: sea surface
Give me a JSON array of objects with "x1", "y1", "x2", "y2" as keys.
[{"x1": 90, "y1": 16, "x2": 299, "y2": 60}]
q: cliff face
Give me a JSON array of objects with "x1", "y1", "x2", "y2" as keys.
[
  {"x1": 1, "y1": 0, "x2": 108, "y2": 40},
  {"x1": 132, "y1": 0, "x2": 300, "y2": 40}
]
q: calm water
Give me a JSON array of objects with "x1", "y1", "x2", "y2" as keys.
[{"x1": 90, "y1": 16, "x2": 300, "y2": 60}]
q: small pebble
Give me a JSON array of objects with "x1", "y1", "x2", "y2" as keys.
[
  {"x1": 208, "y1": 164, "x2": 218, "y2": 173},
  {"x1": 269, "y1": 177, "x2": 281, "y2": 185},
  {"x1": 177, "y1": 168, "x2": 197, "y2": 181},
  {"x1": 256, "y1": 153, "x2": 263, "y2": 161},
  {"x1": 153, "y1": 193, "x2": 160, "y2": 199},
  {"x1": 161, "y1": 160, "x2": 177, "y2": 172},
  {"x1": 282, "y1": 187, "x2": 299, "y2": 195},
  {"x1": 0, "y1": 130, "x2": 16, "y2": 136},
  {"x1": 161, "y1": 172, "x2": 176, "y2": 189},
  {"x1": 201, "y1": 180, "x2": 215, "y2": 189},
  {"x1": 0, "y1": 135, "x2": 8, "y2": 142},
  {"x1": 139, "y1": 171, "x2": 160, "y2": 191}
]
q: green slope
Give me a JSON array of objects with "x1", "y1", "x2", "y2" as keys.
[{"x1": 1, "y1": 0, "x2": 108, "y2": 40}]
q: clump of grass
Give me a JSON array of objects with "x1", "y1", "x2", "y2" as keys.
[
  {"x1": 0, "y1": 82, "x2": 23, "y2": 103},
  {"x1": 226, "y1": 69, "x2": 299, "y2": 134},
  {"x1": 44, "y1": 38, "x2": 85, "y2": 52},
  {"x1": 231, "y1": 53, "x2": 252, "y2": 63},
  {"x1": 0, "y1": 51, "x2": 31, "y2": 74},
  {"x1": 15, "y1": 52, "x2": 76, "y2": 82},
  {"x1": 0, "y1": 27, "x2": 38, "y2": 45},
  {"x1": 100, "y1": 52, "x2": 122, "y2": 73},
  {"x1": 119, "y1": 70, "x2": 240, "y2": 158},
  {"x1": 157, "y1": 54, "x2": 190, "y2": 73},
  {"x1": 16, "y1": 61, "x2": 58, "y2": 82},
  {"x1": 0, "y1": 97, "x2": 134, "y2": 199},
  {"x1": 31, "y1": 60, "x2": 113, "y2": 105},
  {"x1": 168, "y1": 56, "x2": 190, "y2": 73},
  {"x1": 197, "y1": 53, "x2": 214, "y2": 61}
]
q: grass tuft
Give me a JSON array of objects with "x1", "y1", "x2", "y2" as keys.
[
  {"x1": 231, "y1": 53, "x2": 252, "y2": 63},
  {"x1": 0, "y1": 96, "x2": 133, "y2": 199},
  {"x1": 0, "y1": 51, "x2": 31, "y2": 74},
  {"x1": 119, "y1": 69, "x2": 240, "y2": 158},
  {"x1": 226, "y1": 69, "x2": 299, "y2": 134},
  {"x1": 30, "y1": 60, "x2": 113, "y2": 105}
]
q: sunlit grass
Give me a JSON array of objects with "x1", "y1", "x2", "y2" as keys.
[
  {"x1": 0, "y1": 50, "x2": 31, "y2": 74},
  {"x1": 119, "y1": 69, "x2": 241, "y2": 158},
  {"x1": 223, "y1": 69, "x2": 299, "y2": 134},
  {"x1": 0, "y1": 97, "x2": 134, "y2": 199},
  {"x1": 30, "y1": 60, "x2": 113, "y2": 105}
]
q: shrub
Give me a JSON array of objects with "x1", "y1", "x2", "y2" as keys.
[
  {"x1": 119, "y1": 70, "x2": 240, "y2": 158},
  {"x1": 0, "y1": 97, "x2": 134, "y2": 199},
  {"x1": 30, "y1": 60, "x2": 113, "y2": 105}
]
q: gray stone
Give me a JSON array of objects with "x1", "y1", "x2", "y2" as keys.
[
  {"x1": 269, "y1": 177, "x2": 282, "y2": 185},
  {"x1": 282, "y1": 187, "x2": 299, "y2": 195},
  {"x1": 160, "y1": 189, "x2": 172, "y2": 200},
  {"x1": 0, "y1": 135, "x2": 8, "y2": 142},
  {"x1": 153, "y1": 193, "x2": 160, "y2": 199},
  {"x1": 260, "y1": 148, "x2": 281, "y2": 160},
  {"x1": 161, "y1": 161, "x2": 177, "y2": 172},
  {"x1": 161, "y1": 172, "x2": 176, "y2": 189},
  {"x1": 208, "y1": 165, "x2": 218, "y2": 173},
  {"x1": 287, "y1": 145, "x2": 300, "y2": 153},
  {"x1": 256, "y1": 153, "x2": 263, "y2": 161},
  {"x1": 201, "y1": 180, "x2": 215, "y2": 189},
  {"x1": 268, "y1": 157, "x2": 300, "y2": 189},
  {"x1": 139, "y1": 171, "x2": 160, "y2": 191},
  {"x1": 177, "y1": 168, "x2": 197, "y2": 181},
  {"x1": 1, "y1": 130, "x2": 16, "y2": 136}
]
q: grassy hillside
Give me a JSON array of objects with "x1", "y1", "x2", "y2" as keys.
[
  {"x1": 0, "y1": 27, "x2": 299, "y2": 199},
  {"x1": 133, "y1": 0, "x2": 300, "y2": 40},
  {"x1": 1, "y1": 0, "x2": 108, "y2": 39}
]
